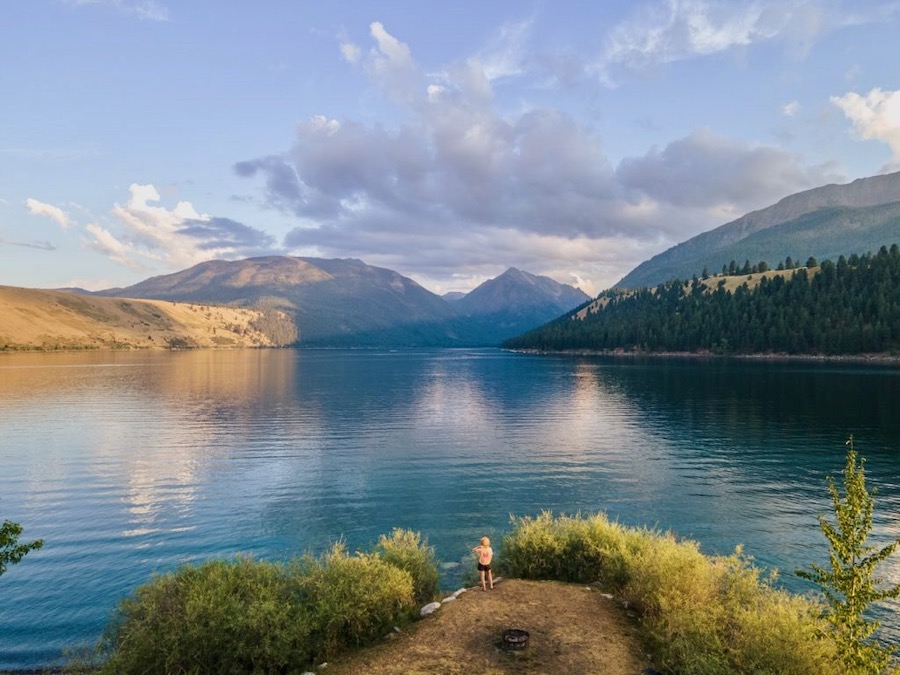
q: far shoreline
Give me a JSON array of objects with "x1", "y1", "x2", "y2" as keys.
[{"x1": 504, "y1": 347, "x2": 900, "y2": 366}]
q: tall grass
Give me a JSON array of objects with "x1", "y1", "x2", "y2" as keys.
[
  {"x1": 502, "y1": 511, "x2": 848, "y2": 675},
  {"x1": 93, "y1": 531, "x2": 435, "y2": 674}
]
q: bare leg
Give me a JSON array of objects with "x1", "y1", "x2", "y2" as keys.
[
  {"x1": 480, "y1": 569, "x2": 486, "y2": 591},
  {"x1": 488, "y1": 569, "x2": 494, "y2": 589}
]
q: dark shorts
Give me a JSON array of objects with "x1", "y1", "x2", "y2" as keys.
[{"x1": 478, "y1": 562, "x2": 491, "y2": 571}]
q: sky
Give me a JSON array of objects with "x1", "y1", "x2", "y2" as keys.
[{"x1": 4, "y1": 1, "x2": 900, "y2": 296}]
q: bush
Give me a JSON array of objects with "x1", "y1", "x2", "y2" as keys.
[
  {"x1": 99, "y1": 556, "x2": 312, "y2": 674},
  {"x1": 298, "y1": 543, "x2": 415, "y2": 659},
  {"x1": 372, "y1": 528, "x2": 440, "y2": 605},
  {"x1": 500, "y1": 511, "x2": 635, "y2": 585},
  {"x1": 96, "y1": 536, "x2": 430, "y2": 673},
  {"x1": 503, "y1": 511, "x2": 844, "y2": 675}
]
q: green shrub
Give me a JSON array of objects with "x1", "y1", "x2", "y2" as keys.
[
  {"x1": 96, "y1": 537, "x2": 425, "y2": 673},
  {"x1": 298, "y1": 543, "x2": 415, "y2": 659},
  {"x1": 501, "y1": 511, "x2": 634, "y2": 585},
  {"x1": 99, "y1": 556, "x2": 312, "y2": 674},
  {"x1": 372, "y1": 528, "x2": 440, "y2": 605},
  {"x1": 503, "y1": 511, "x2": 845, "y2": 675}
]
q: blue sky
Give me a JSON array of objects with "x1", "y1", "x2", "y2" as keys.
[{"x1": 4, "y1": 0, "x2": 900, "y2": 295}]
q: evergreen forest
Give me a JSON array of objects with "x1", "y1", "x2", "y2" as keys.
[{"x1": 503, "y1": 244, "x2": 900, "y2": 355}]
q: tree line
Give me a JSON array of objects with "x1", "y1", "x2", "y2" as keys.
[{"x1": 503, "y1": 244, "x2": 900, "y2": 355}]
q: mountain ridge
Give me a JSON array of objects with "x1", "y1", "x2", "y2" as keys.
[
  {"x1": 87, "y1": 257, "x2": 589, "y2": 348},
  {"x1": 617, "y1": 171, "x2": 900, "y2": 289}
]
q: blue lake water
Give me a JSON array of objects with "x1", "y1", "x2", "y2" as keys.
[{"x1": 1, "y1": 348, "x2": 899, "y2": 670}]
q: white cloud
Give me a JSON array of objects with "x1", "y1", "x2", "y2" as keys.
[
  {"x1": 617, "y1": 128, "x2": 840, "y2": 214},
  {"x1": 85, "y1": 222, "x2": 145, "y2": 271},
  {"x1": 340, "y1": 41, "x2": 361, "y2": 64},
  {"x1": 26, "y1": 198, "x2": 72, "y2": 229},
  {"x1": 832, "y1": 87, "x2": 900, "y2": 169},
  {"x1": 782, "y1": 100, "x2": 800, "y2": 117},
  {"x1": 365, "y1": 22, "x2": 422, "y2": 105},
  {"x1": 598, "y1": 0, "x2": 788, "y2": 80},
  {"x1": 473, "y1": 18, "x2": 534, "y2": 82},
  {"x1": 236, "y1": 22, "x2": 832, "y2": 291},
  {"x1": 594, "y1": 0, "x2": 898, "y2": 84},
  {"x1": 85, "y1": 184, "x2": 276, "y2": 273}
]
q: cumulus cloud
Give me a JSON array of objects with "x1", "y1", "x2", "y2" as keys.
[
  {"x1": 832, "y1": 87, "x2": 900, "y2": 170},
  {"x1": 26, "y1": 198, "x2": 72, "y2": 229},
  {"x1": 235, "y1": 21, "x2": 828, "y2": 292},
  {"x1": 617, "y1": 128, "x2": 839, "y2": 212},
  {"x1": 85, "y1": 184, "x2": 276, "y2": 273}
]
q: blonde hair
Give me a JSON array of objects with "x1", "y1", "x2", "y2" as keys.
[{"x1": 481, "y1": 536, "x2": 490, "y2": 546}]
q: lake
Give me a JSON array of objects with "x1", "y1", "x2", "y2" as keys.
[{"x1": 1, "y1": 348, "x2": 899, "y2": 670}]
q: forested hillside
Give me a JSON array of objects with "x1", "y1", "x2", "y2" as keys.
[{"x1": 504, "y1": 244, "x2": 900, "y2": 356}]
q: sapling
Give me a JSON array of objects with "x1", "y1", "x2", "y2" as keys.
[{"x1": 797, "y1": 436, "x2": 900, "y2": 674}]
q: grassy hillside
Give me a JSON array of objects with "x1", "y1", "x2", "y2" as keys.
[{"x1": 0, "y1": 286, "x2": 284, "y2": 351}]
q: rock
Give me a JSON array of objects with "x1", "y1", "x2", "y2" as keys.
[
  {"x1": 420, "y1": 601, "x2": 442, "y2": 617},
  {"x1": 601, "y1": 593, "x2": 614, "y2": 599},
  {"x1": 441, "y1": 595, "x2": 457, "y2": 603},
  {"x1": 452, "y1": 587, "x2": 468, "y2": 598}
]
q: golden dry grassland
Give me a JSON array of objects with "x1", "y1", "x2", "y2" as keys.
[{"x1": 0, "y1": 285, "x2": 274, "y2": 351}]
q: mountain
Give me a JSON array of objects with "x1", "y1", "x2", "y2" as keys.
[
  {"x1": 96, "y1": 256, "x2": 460, "y2": 347},
  {"x1": 452, "y1": 268, "x2": 591, "y2": 345},
  {"x1": 91, "y1": 257, "x2": 589, "y2": 348},
  {"x1": 617, "y1": 171, "x2": 900, "y2": 289},
  {"x1": 456, "y1": 267, "x2": 590, "y2": 316},
  {"x1": 442, "y1": 291, "x2": 467, "y2": 302},
  {"x1": 0, "y1": 285, "x2": 279, "y2": 351}
]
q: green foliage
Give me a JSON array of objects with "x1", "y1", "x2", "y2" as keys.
[
  {"x1": 500, "y1": 511, "x2": 634, "y2": 586},
  {"x1": 372, "y1": 528, "x2": 441, "y2": 605},
  {"x1": 505, "y1": 243, "x2": 900, "y2": 355},
  {"x1": 298, "y1": 543, "x2": 414, "y2": 658},
  {"x1": 0, "y1": 519, "x2": 43, "y2": 577},
  {"x1": 99, "y1": 556, "x2": 312, "y2": 674},
  {"x1": 95, "y1": 535, "x2": 431, "y2": 674},
  {"x1": 797, "y1": 437, "x2": 900, "y2": 674},
  {"x1": 502, "y1": 511, "x2": 843, "y2": 675}
]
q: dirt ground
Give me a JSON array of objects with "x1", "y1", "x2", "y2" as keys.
[{"x1": 324, "y1": 578, "x2": 655, "y2": 675}]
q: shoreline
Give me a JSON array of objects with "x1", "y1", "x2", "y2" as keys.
[{"x1": 505, "y1": 348, "x2": 900, "y2": 365}]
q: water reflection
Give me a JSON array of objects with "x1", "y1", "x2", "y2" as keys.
[{"x1": 1, "y1": 349, "x2": 899, "y2": 670}]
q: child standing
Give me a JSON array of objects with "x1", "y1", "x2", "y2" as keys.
[{"x1": 473, "y1": 536, "x2": 494, "y2": 591}]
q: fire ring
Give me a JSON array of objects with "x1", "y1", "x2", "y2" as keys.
[{"x1": 502, "y1": 628, "x2": 530, "y2": 650}]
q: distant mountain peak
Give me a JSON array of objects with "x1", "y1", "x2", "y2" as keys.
[{"x1": 456, "y1": 268, "x2": 589, "y2": 316}]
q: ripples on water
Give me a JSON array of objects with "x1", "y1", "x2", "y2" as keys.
[{"x1": 1, "y1": 349, "x2": 899, "y2": 669}]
